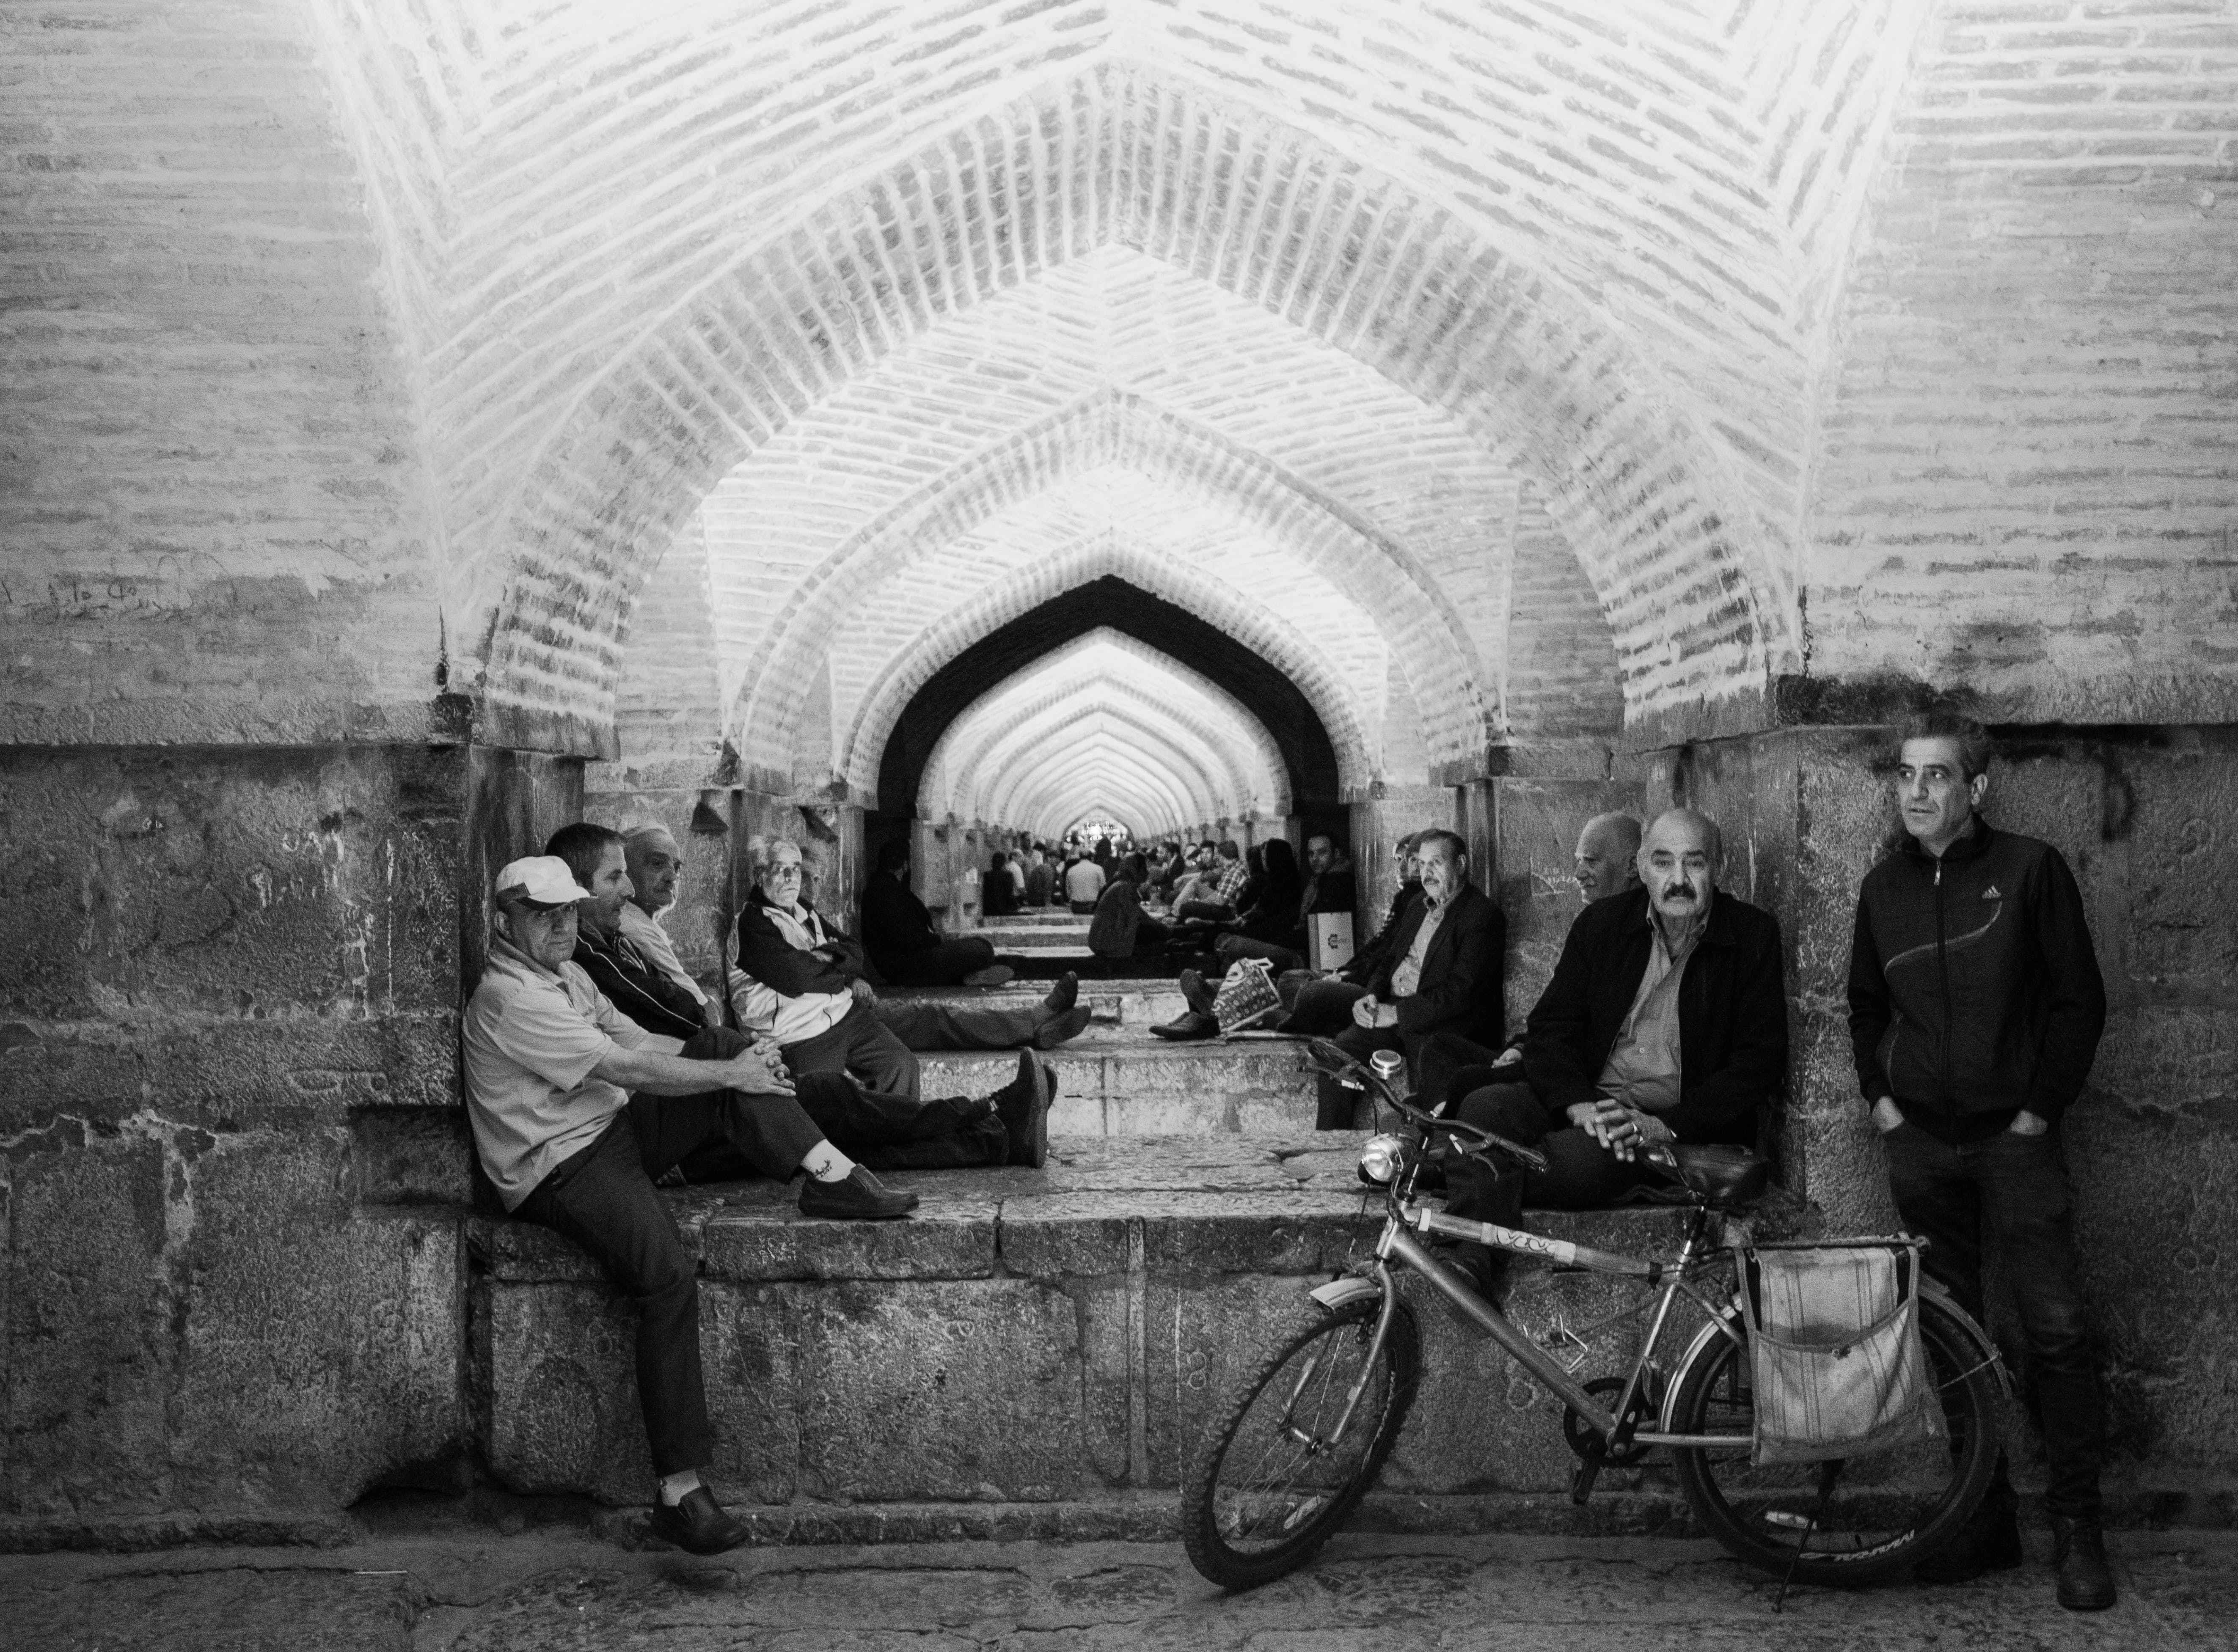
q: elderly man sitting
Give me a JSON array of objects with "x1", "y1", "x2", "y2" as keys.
[
  {"x1": 610, "y1": 824, "x2": 724, "y2": 1031},
  {"x1": 1413, "y1": 810, "x2": 1644, "y2": 1111},
  {"x1": 733, "y1": 838, "x2": 1093, "y2": 1102},
  {"x1": 1440, "y1": 808, "x2": 1787, "y2": 1303},
  {"x1": 463, "y1": 853, "x2": 1053, "y2": 1555}
]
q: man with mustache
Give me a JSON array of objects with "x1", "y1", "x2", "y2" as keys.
[
  {"x1": 1847, "y1": 711, "x2": 2112, "y2": 1610},
  {"x1": 1440, "y1": 808, "x2": 1787, "y2": 1303}
]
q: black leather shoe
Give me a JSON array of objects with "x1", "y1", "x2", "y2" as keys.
[
  {"x1": 649, "y1": 1485, "x2": 749, "y2": 1555},
  {"x1": 1177, "y1": 968, "x2": 1217, "y2": 1017},
  {"x1": 2051, "y1": 1516, "x2": 2116, "y2": 1611},
  {"x1": 1043, "y1": 970, "x2": 1079, "y2": 1014},
  {"x1": 798, "y1": 1165, "x2": 917, "y2": 1220},
  {"x1": 1034, "y1": 1005, "x2": 1093, "y2": 1049},
  {"x1": 1915, "y1": 1499, "x2": 2023, "y2": 1583},
  {"x1": 1149, "y1": 1010, "x2": 1219, "y2": 1042},
  {"x1": 992, "y1": 1049, "x2": 1052, "y2": 1167}
]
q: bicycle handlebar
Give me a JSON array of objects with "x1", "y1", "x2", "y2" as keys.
[{"x1": 1302, "y1": 1038, "x2": 1550, "y2": 1174}]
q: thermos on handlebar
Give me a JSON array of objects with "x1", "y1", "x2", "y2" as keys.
[{"x1": 1368, "y1": 1050, "x2": 1405, "y2": 1089}]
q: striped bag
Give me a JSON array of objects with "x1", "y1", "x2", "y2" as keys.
[{"x1": 1737, "y1": 1240, "x2": 1943, "y2": 1466}]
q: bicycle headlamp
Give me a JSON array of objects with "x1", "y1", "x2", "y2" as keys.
[{"x1": 1357, "y1": 1132, "x2": 1406, "y2": 1184}]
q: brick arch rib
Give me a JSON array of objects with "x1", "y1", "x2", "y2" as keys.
[{"x1": 876, "y1": 577, "x2": 1343, "y2": 846}]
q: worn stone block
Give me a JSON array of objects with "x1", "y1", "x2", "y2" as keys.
[
  {"x1": 3, "y1": 1130, "x2": 173, "y2": 1516},
  {"x1": 171, "y1": 1134, "x2": 461, "y2": 1508},
  {"x1": 350, "y1": 1106, "x2": 473, "y2": 1206},
  {"x1": 477, "y1": 1277, "x2": 649, "y2": 1500},
  {"x1": 700, "y1": 1194, "x2": 999, "y2": 1281},
  {"x1": 790, "y1": 1279, "x2": 1094, "y2": 1502}
]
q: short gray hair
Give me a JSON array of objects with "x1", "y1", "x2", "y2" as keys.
[
  {"x1": 755, "y1": 836, "x2": 805, "y2": 875},
  {"x1": 1415, "y1": 828, "x2": 1467, "y2": 863}
]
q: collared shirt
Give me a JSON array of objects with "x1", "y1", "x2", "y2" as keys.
[
  {"x1": 731, "y1": 898, "x2": 853, "y2": 1045},
  {"x1": 1065, "y1": 859, "x2": 1106, "y2": 902},
  {"x1": 618, "y1": 900, "x2": 708, "y2": 1007},
  {"x1": 462, "y1": 937, "x2": 683, "y2": 1210},
  {"x1": 1594, "y1": 906, "x2": 1708, "y2": 1113},
  {"x1": 1212, "y1": 859, "x2": 1248, "y2": 905},
  {"x1": 1389, "y1": 897, "x2": 1448, "y2": 999}
]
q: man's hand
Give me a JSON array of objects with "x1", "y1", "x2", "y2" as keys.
[
  {"x1": 1567, "y1": 1100, "x2": 1668, "y2": 1161},
  {"x1": 1350, "y1": 992, "x2": 1381, "y2": 1029},
  {"x1": 2008, "y1": 1108, "x2": 2049, "y2": 1137},
  {"x1": 707, "y1": 1040, "x2": 795, "y2": 1097},
  {"x1": 1871, "y1": 1096, "x2": 1905, "y2": 1134},
  {"x1": 849, "y1": 977, "x2": 877, "y2": 1006}
]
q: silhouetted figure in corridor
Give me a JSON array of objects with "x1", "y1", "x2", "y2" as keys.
[{"x1": 860, "y1": 839, "x2": 1014, "y2": 988}]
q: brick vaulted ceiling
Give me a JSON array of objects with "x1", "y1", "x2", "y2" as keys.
[{"x1": 251, "y1": 0, "x2": 2238, "y2": 813}]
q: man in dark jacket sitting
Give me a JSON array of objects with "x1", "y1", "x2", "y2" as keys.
[
  {"x1": 1314, "y1": 829, "x2": 1504, "y2": 1129},
  {"x1": 859, "y1": 838, "x2": 1014, "y2": 987},
  {"x1": 1441, "y1": 808, "x2": 1786, "y2": 1300}
]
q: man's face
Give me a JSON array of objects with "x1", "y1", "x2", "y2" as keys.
[
  {"x1": 1896, "y1": 737, "x2": 1986, "y2": 848},
  {"x1": 1638, "y1": 819, "x2": 1716, "y2": 927},
  {"x1": 581, "y1": 844, "x2": 633, "y2": 934},
  {"x1": 764, "y1": 845, "x2": 807, "y2": 907},
  {"x1": 1396, "y1": 841, "x2": 1420, "y2": 883},
  {"x1": 1307, "y1": 836, "x2": 1334, "y2": 875},
  {"x1": 1573, "y1": 826, "x2": 1637, "y2": 905},
  {"x1": 625, "y1": 832, "x2": 683, "y2": 915},
  {"x1": 1417, "y1": 838, "x2": 1463, "y2": 906},
  {"x1": 504, "y1": 900, "x2": 581, "y2": 972}
]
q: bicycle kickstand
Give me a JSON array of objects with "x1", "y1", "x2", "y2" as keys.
[{"x1": 1770, "y1": 1460, "x2": 1847, "y2": 1614}]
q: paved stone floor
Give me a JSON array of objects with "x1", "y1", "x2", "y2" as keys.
[{"x1": 5, "y1": 1524, "x2": 2232, "y2": 1650}]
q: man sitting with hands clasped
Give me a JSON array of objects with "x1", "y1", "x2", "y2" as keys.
[
  {"x1": 1439, "y1": 808, "x2": 1786, "y2": 1304},
  {"x1": 465, "y1": 852, "x2": 1050, "y2": 1556}
]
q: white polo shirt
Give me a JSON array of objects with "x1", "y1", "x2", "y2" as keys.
[{"x1": 462, "y1": 937, "x2": 683, "y2": 1209}]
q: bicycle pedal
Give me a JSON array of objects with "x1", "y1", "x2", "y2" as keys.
[{"x1": 1569, "y1": 1458, "x2": 1602, "y2": 1506}]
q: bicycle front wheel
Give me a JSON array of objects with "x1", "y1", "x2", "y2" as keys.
[
  {"x1": 1180, "y1": 1295, "x2": 1422, "y2": 1590},
  {"x1": 1669, "y1": 1295, "x2": 2000, "y2": 1586}
]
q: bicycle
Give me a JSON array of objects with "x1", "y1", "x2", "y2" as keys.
[{"x1": 1179, "y1": 1041, "x2": 2008, "y2": 1595}]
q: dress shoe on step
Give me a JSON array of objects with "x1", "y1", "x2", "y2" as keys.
[
  {"x1": 1149, "y1": 1010, "x2": 1219, "y2": 1042},
  {"x1": 798, "y1": 1166, "x2": 918, "y2": 1220},
  {"x1": 649, "y1": 1485, "x2": 750, "y2": 1555},
  {"x1": 962, "y1": 965, "x2": 1015, "y2": 988},
  {"x1": 994, "y1": 1049, "x2": 1052, "y2": 1168},
  {"x1": 1043, "y1": 970, "x2": 1079, "y2": 1014},
  {"x1": 1034, "y1": 1004, "x2": 1094, "y2": 1049},
  {"x1": 1177, "y1": 968, "x2": 1217, "y2": 1017},
  {"x1": 2051, "y1": 1516, "x2": 2116, "y2": 1611}
]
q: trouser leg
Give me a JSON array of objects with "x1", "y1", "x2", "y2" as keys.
[
  {"x1": 1317, "y1": 1023, "x2": 1400, "y2": 1129},
  {"x1": 880, "y1": 937, "x2": 997, "y2": 987},
  {"x1": 1977, "y1": 1128, "x2": 2105, "y2": 1520},
  {"x1": 515, "y1": 1118, "x2": 713, "y2": 1477},
  {"x1": 876, "y1": 996, "x2": 1044, "y2": 1051},
  {"x1": 1413, "y1": 1031, "x2": 1506, "y2": 1115},
  {"x1": 1216, "y1": 935, "x2": 1302, "y2": 972},
  {"x1": 788, "y1": 1071, "x2": 1006, "y2": 1170},
  {"x1": 784, "y1": 1001, "x2": 920, "y2": 1100},
  {"x1": 1131, "y1": 915, "x2": 1172, "y2": 954},
  {"x1": 1281, "y1": 977, "x2": 1366, "y2": 1036}
]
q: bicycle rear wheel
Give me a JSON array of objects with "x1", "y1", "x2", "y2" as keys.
[
  {"x1": 1669, "y1": 1296, "x2": 1999, "y2": 1586},
  {"x1": 1181, "y1": 1296, "x2": 1421, "y2": 1590}
]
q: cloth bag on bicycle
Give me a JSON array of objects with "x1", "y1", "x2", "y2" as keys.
[{"x1": 1737, "y1": 1241, "x2": 1943, "y2": 1467}]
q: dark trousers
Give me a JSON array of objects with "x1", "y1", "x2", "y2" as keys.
[
  {"x1": 783, "y1": 999, "x2": 921, "y2": 1101},
  {"x1": 1414, "y1": 1031, "x2": 1514, "y2": 1116},
  {"x1": 1883, "y1": 1121, "x2": 2104, "y2": 1520},
  {"x1": 876, "y1": 936, "x2": 997, "y2": 987},
  {"x1": 513, "y1": 1029, "x2": 1001, "y2": 1477},
  {"x1": 1316, "y1": 1021, "x2": 1429, "y2": 1130},
  {"x1": 1441, "y1": 1081, "x2": 1659, "y2": 1291},
  {"x1": 779, "y1": 994, "x2": 1054, "y2": 1103},
  {"x1": 1277, "y1": 975, "x2": 1365, "y2": 1036}
]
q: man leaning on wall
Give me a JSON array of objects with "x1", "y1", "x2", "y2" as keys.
[{"x1": 1847, "y1": 710, "x2": 2114, "y2": 1611}]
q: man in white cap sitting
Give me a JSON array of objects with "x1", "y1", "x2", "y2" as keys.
[{"x1": 463, "y1": 854, "x2": 1052, "y2": 1556}]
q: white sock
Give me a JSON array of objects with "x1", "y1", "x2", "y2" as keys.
[
  {"x1": 659, "y1": 1469, "x2": 702, "y2": 1506},
  {"x1": 801, "y1": 1141, "x2": 857, "y2": 1183}
]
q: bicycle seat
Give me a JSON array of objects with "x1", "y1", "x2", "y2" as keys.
[{"x1": 1653, "y1": 1143, "x2": 1770, "y2": 1208}]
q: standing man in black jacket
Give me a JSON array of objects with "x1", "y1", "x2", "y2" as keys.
[
  {"x1": 1313, "y1": 829, "x2": 1504, "y2": 1129},
  {"x1": 1847, "y1": 712, "x2": 2113, "y2": 1611},
  {"x1": 1441, "y1": 808, "x2": 1787, "y2": 1300}
]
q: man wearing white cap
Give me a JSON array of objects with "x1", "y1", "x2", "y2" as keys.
[{"x1": 464, "y1": 852, "x2": 1052, "y2": 1556}]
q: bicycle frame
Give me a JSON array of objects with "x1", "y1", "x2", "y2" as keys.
[{"x1": 1316, "y1": 1197, "x2": 1749, "y2": 1456}]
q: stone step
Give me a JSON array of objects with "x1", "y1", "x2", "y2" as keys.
[
  {"x1": 881, "y1": 979, "x2": 1191, "y2": 1030},
  {"x1": 921, "y1": 1028, "x2": 1331, "y2": 1135},
  {"x1": 983, "y1": 913, "x2": 1093, "y2": 931},
  {"x1": 468, "y1": 1137, "x2": 1714, "y2": 1514}
]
